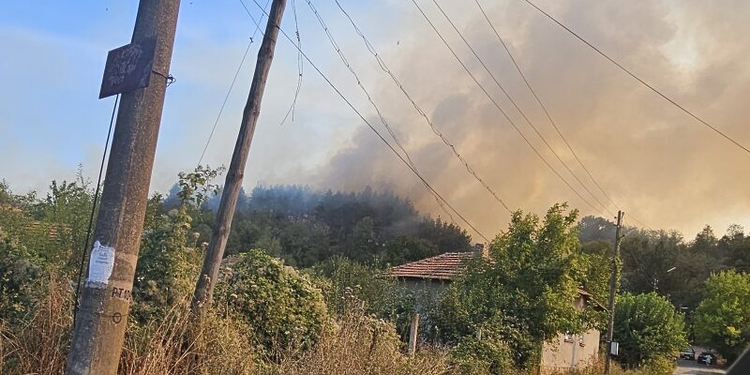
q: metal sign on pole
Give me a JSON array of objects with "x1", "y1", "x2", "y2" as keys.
[{"x1": 99, "y1": 37, "x2": 157, "y2": 99}]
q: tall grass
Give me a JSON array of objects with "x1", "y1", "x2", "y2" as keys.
[
  {"x1": 271, "y1": 307, "x2": 448, "y2": 375},
  {"x1": 1, "y1": 278, "x2": 671, "y2": 375},
  {"x1": 0, "y1": 274, "x2": 70, "y2": 375}
]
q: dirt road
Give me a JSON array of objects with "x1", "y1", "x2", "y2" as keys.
[{"x1": 674, "y1": 359, "x2": 725, "y2": 375}]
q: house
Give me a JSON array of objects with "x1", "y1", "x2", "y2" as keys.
[{"x1": 390, "y1": 249, "x2": 601, "y2": 373}]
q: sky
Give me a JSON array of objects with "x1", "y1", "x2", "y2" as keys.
[{"x1": 3, "y1": 0, "x2": 750, "y2": 242}]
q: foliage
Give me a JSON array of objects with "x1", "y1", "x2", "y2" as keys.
[
  {"x1": 132, "y1": 206, "x2": 202, "y2": 322},
  {"x1": 618, "y1": 229, "x2": 683, "y2": 296},
  {"x1": 579, "y1": 240, "x2": 612, "y2": 310},
  {"x1": 313, "y1": 257, "x2": 415, "y2": 340},
  {"x1": 431, "y1": 203, "x2": 603, "y2": 368},
  {"x1": 215, "y1": 185, "x2": 471, "y2": 267},
  {"x1": 0, "y1": 230, "x2": 47, "y2": 325},
  {"x1": 38, "y1": 174, "x2": 96, "y2": 272},
  {"x1": 121, "y1": 301, "x2": 257, "y2": 375},
  {"x1": 216, "y1": 250, "x2": 329, "y2": 358},
  {"x1": 176, "y1": 164, "x2": 225, "y2": 208},
  {"x1": 637, "y1": 357, "x2": 675, "y2": 375},
  {"x1": 693, "y1": 270, "x2": 750, "y2": 363},
  {"x1": 613, "y1": 292, "x2": 687, "y2": 368},
  {"x1": 448, "y1": 327, "x2": 514, "y2": 375}
]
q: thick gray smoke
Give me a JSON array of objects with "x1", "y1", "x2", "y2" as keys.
[{"x1": 305, "y1": 0, "x2": 750, "y2": 240}]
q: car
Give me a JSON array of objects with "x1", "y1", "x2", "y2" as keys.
[
  {"x1": 679, "y1": 347, "x2": 696, "y2": 360},
  {"x1": 697, "y1": 351, "x2": 717, "y2": 365}
]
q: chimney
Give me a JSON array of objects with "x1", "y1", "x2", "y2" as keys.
[{"x1": 474, "y1": 243, "x2": 490, "y2": 259}]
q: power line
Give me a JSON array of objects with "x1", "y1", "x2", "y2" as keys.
[
  {"x1": 197, "y1": 0, "x2": 271, "y2": 166},
  {"x1": 304, "y1": 0, "x2": 461, "y2": 224},
  {"x1": 303, "y1": 0, "x2": 455, "y2": 222},
  {"x1": 247, "y1": 0, "x2": 489, "y2": 241},
  {"x1": 279, "y1": 0, "x2": 304, "y2": 126},
  {"x1": 429, "y1": 0, "x2": 613, "y2": 217},
  {"x1": 304, "y1": 0, "x2": 419, "y2": 172},
  {"x1": 474, "y1": 1, "x2": 659, "y2": 229},
  {"x1": 520, "y1": 0, "x2": 750, "y2": 157},
  {"x1": 412, "y1": 0, "x2": 607, "y2": 217},
  {"x1": 333, "y1": 0, "x2": 512, "y2": 214},
  {"x1": 475, "y1": 0, "x2": 619, "y2": 214}
]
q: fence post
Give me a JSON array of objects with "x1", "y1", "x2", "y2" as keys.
[{"x1": 408, "y1": 313, "x2": 420, "y2": 356}]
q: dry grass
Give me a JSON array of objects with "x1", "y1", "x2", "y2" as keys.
[
  {"x1": 270, "y1": 309, "x2": 448, "y2": 375},
  {"x1": 0, "y1": 274, "x2": 71, "y2": 375},
  {"x1": 1, "y1": 281, "x2": 667, "y2": 375},
  {"x1": 119, "y1": 300, "x2": 257, "y2": 375}
]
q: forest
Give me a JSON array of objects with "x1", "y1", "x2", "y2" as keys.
[{"x1": 1, "y1": 169, "x2": 749, "y2": 375}]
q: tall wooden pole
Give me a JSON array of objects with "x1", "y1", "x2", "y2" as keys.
[
  {"x1": 604, "y1": 210, "x2": 624, "y2": 375},
  {"x1": 192, "y1": 0, "x2": 287, "y2": 314},
  {"x1": 66, "y1": 1, "x2": 181, "y2": 374}
]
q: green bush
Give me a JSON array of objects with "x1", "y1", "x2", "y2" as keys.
[
  {"x1": 449, "y1": 333, "x2": 514, "y2": 375},
  {"x1": 217, "y1": 249, "x2": 329, "y2": 358},
  {"x1": 0, "y1": 230, "x2": 47, "y2": 324},
  {"x1": 694, "y1": 270, "x2": 750, "y2": 363},
  {"x1": 313, "y1": 257, "x2": 415, "y2": 340},
  {"x1": 132, "y1": 207, "x2": 202, "y2": 322},
  {"x1": 614, "y1": 293, "x2": 687, "y2": 368}
]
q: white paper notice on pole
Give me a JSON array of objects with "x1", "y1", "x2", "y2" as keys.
[{"x1": 87, "y1": 241, "x2": 115, "y2": 287}]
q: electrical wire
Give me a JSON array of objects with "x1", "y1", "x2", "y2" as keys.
[
  {"x1": 475, "y1": 0, "x2": 619, "y2": 214},
  {"x1": 73, "y1": 94, "x2": 119, "y2": 324},
  {"x1": 303, "y1": 0, "x2": 461, "y2": 223},
  {"x1": 333, "y1": 0, "x2": 512, "y2": 214},
  {"x1": 304, "y1": 0, "x2": 419, "y2": 172},
  {"x1": 429, "y1": 0, "x2": 614, "y2": 217},
  {"x1": 279, "y1": 0, "x2": 304, "y2": 126},
  {"x1": 519, "y1": 0, "x2": 750, "y2": 157},
  {"x1": 412, "y1": 0, "x2": 607, "y2": 217},
  {"x1": 197, "y1": 0, "x2": 271, "y2": 166},
  {"x1": 248, "y1": 0, "x2": 490, "y2": 241}
]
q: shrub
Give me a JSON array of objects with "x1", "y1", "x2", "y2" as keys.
[
  {"x1": 217, "y1": 249, "x2": 329, "y2": 358},
  {"x1": 313, "y1": 257, "x2": 415, "y2": 340},
  {"x1": 613, "y1": 293, "x2": 687, "y2": 368},
  {"x1": 0, "y1": 230, "x2": 47, "y2": 324}
]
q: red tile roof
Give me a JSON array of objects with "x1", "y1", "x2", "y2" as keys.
[
  {"x1": 390, "y1": 253, "x2": 601, "y2": 308},
  {"x1": 390, "y1": 252, "x2": 477, "y2": 281}
]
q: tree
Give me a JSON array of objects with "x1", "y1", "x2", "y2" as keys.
[
  {"x1": 613, "y1": 292, "x2": 687, "y2": 369},
  {"x1": 619, "y1": 229, "x2": 683, "y2": 296},
  {"x1": 430, "y1": 203, "x2": 603, "y2": 368},
  {"x1": 720, "y1": 225, "x2": 750, "y2": 273},
  {"x1": 694, "y1": 270, "x2": 750, "y2": 363}
]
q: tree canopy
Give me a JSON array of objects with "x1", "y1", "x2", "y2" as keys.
[
  {"x1": 694, "y1": 270, "x2": 750, "y2": 363},
  {"x1": 613, "y1": 292, "x2": 687, "y2": 368},
  {"x1": 430, "y1": 204, "x2": 606, "y2": 368}
]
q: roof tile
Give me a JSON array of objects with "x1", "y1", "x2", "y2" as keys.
[{"x1": 390, "y1": 252, "x2": 476, "y2": 280}]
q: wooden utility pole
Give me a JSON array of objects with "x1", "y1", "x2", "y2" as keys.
[
  {"x1": 66, "y1": 1, "x2": 181, "y2": 374},
  {"x1": 604, "y1": 210, "x2": 624, "y2": 375},
  {"x1": 191, "y1": 0, "x2": 287, "y2": 314}
]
